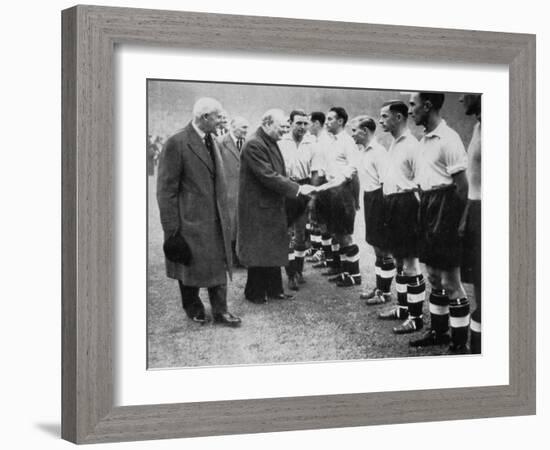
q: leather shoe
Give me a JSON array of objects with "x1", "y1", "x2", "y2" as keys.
[
  {"x1": 213, "y1": 312, "x2": 242, "y2": 327},
  {"x1": 378, "y1": 307, "x2": 407, "y2": 320},
  {"x1": 288, "y1": 275, "x2": 299, "y2": 291},
  {"x1": 190, "y1": 311, "x2": 208, "y2": 324},
  {"x1": 268, "y1": 292, "x2": 296, "y2": 301},
  {"x1": 312, "y1": 261, "x2": 329, "y2": 269},
  {"x1": 365, "y1": 292, "x2": 391, "y2": 305},
  {"x1": 409, "y1": 330, "x2": 450, "y2": 347},
  {"x1": 307, "y1": 250, "x2": 325, "y2": 263},
  {"x1": 322, "y1": 268, "x2": 341, "y2": 276},
  {"x1": 449, "y1": 341, "x2": 470, "y2": 354},
  {"x1": 393, "y1": 317, "x2": 423, "y2": 334},
  {"x1": 336, "y1": 274, "x2": 362, "y2": 287},
  {"x1": 328, "y1": 274, "x2": 343, "y2": 283},
  {"x1": 296, "y1": 272, "x2": 306, "y2": 284},
  {"x1": 246, "y1": 296, "x2": 267, "y2": 304},
  {"x1": 359, "y1": 288, "x2": 378, "y2": 300}
]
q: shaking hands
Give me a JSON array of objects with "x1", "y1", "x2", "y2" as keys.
[{"x1": 297, "y1": 184, "x2": 318, "y2": 197}]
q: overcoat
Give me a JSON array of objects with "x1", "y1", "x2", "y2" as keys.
[
  {"x1": 237, "y1": 127, "x2": 300, "y2": 267},
  {"x1": 156, "y1": 122, "x2": 232, "y2": 286},
  {"x1": 218, "y1": 133, "x2": 241, "y2": 241}
]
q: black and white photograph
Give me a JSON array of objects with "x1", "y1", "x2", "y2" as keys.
[{"x1": 147, "y1": 80, "x2": 482, "y2": 369}]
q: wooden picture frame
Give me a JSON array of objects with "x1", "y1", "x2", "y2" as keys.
[{"x1": 61, "y1": 5, "x2": 536, "y2": 444}]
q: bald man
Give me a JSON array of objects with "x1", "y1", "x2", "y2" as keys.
[{"x1": 238, "y1": 109, "x2": 316, "y2": 303}]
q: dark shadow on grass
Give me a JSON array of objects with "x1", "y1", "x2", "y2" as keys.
[{"x1": 35, "y1": 423, "x2": 61, "y2": 438}]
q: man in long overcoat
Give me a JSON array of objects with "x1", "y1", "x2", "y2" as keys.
[
  {"x1": 156, "y1": 97, "x2": 241, "y2": 326},
  {"x1": 218, "y1": 116, "x2": 249, "y2": 266},
  {"x1": 237, "y1": 109, "x2": 315, "y2": 303}
]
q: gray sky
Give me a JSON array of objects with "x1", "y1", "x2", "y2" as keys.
[{"x1": 148, "y1": 79, "x2": 479, "y2": 149}]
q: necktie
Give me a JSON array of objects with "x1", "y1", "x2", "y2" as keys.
[
  {"x1": 237, "y1": 137, "x2": 244, "y2": 151},
  {"x1": 204, "y1": 134, "x2": 216, "y2": 175}
]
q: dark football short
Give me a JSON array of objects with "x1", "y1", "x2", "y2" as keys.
[
  {"x1": 315, "y1": 175, "x2": 359, "y2": 235},
  {"x1": 384, "y1": 191, "x2": 420, "y2": 258},
  {"x1": 285, "y1": 178, "x2": 310, "y2": 227},
  {"x1": 363, "y1": 188, "x2": 387, "y2": 249},
  {"x1": 418, "y1": 185, "x2": 467, "y2": 269},
  {"x1": 459, "y1": 199, "x2": 481, "y2": 285}
]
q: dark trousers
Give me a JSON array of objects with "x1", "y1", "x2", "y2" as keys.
[
  {"x1": 231, "y1": 240, "x2": 243, "y2": 267},
  {"x1": 177, "y1": 281, "x2": 228, "y2": 317},
  {"x1": 244, "y1": 267, "x2": 283, "y2": 300}
]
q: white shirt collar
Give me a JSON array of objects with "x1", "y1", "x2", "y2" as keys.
[
  {"x1": 192, "y1": 120, "x2": 206, "y2": 140},
  {"x1": 394, "y1": 128, "x2": 413, "y2": 144},
  {"x1": 334, "y1": 129, "x2": 347, "y2": 140},
  {"x1": 365, "y1": 137, "x2": 382, "y2": 151},
  {"x1": 425, "y1": 119, "x2": 447, "y2": 138}
]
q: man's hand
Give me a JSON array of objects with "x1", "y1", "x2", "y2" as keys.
[
  {"x1": 452, "y1": 170, "x2": 469, "y2": 204},
  {"x1": 298, "y1": 184, "x2": 317, "y2": 196}
]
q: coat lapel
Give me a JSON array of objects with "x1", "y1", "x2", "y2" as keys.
[
  {"x1": 222, "y1": 134, "x2": 240, "y2": 163},
  {"x1": 211, "y1": 139, "x2": 233, "y2": 278},
  {"x1": 185, "y1": 123, "x2": 214, "y2": 174},
  {"x1": 258, "y1": 127, "x2": 286, "y2": 176}
]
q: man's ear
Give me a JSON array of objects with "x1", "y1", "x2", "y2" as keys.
[{"x1": 424, "y1": 100, "x2": 432, "y2": 111}]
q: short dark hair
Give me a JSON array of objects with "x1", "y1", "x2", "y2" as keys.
[
  {"x1": 289, "y1": 109, "x2": 308, "y2": 123},
  {"x1": 356, "y1": 116, "x2": 377, "y2": 133},
  {"x1": 382, "y1": 100, "x2": 409, "y2": 118},
  {"x1": 310, "y1": 111, "x2": 326, "y2": 126},
  {"x1": 419, "y1": 92, "x2": 445, "y2": 110},
  {"x1": 329, "y1": 106, "x2": 349, "y2": 126}
]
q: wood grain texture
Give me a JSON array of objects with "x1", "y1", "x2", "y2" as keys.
[
  {"x1": 61, "y1": 4, "x2": 536, "y2": 444},
  {"x1": 61, "y1": 6, "x2": 77, "y2": 443}
]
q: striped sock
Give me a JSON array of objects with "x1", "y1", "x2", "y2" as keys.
[
  {"x1": 310, "y1": 231, "x2": 321, "y2": 250},
  {"x1": 407, "y1": 274, "x2": 425, "y2": 320},
  {"x1": 321, "y1": 233, "x2": 333, "y2": 266},
  {"x1": 395, "y1": 272, "x2": 408, "y2": 317},
  {"x1": 294, "y1": 244, "x2": 307, "y2": 275},
  {"x1": 285, "y1": 247, "x2": 296, "y2": 278},
  {"x1": 379, "y1": 257, "x2": 396, "y2": 295},
  {"x1": 305, "y1": 222, "x2": 312, "y2": 243},
  {"x1": 343, "y1": 244, "x2": 361, "y2": 283},
  {"x1": 429, "y1": 289, "x2": 450, "y2": 335},
  {"x1": 331, "y1": 243, "x2": 341, "y2": 271},
  {"x1": 374, "y1": 257, "x2": 382, "y2": 291},
  {"x1": 470, "y1": 307, "x2": 481, "y2": 354},
  {"x1": 450, "y1": 297, "x2": 470, "y2": 347}
]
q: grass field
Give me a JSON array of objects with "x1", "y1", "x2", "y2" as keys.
[{"x1": 147, "y1": 175, "x2": 474, "y2": 369}]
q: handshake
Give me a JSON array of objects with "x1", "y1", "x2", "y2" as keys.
[
  {"x1": 297, "y1": 184, "x2": 319, "y2": 197},
  {"x1": 298, "y1": 183, "x2": 333, "y2": 196}
]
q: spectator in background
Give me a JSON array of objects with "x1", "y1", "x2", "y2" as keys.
[
  {"x1": 147, "y1": 134, "x2": 159, "y2": 177},
  {"x1": 218, "y1": 116, "x2": 250, "y2": 267},
  {"x1": 216, "y1": 110, "x2": 229, "y2": 137}
]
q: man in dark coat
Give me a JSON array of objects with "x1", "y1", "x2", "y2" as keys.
[
  {"x1": 218, "y1": 116, "x2": 249, "y2": 266},
  {"x1": 156, "y1": 97, "x2": 241, "y2": 326},
  {"x1": 237, "y1": 108, "x2": 316, "y2": 303}
]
